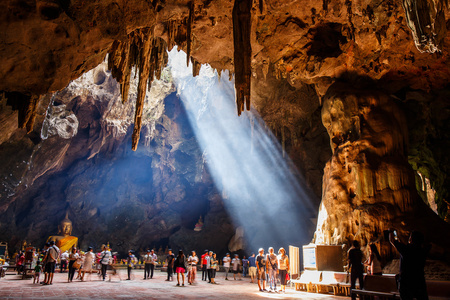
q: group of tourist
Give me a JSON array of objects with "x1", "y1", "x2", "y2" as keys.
[
  {"x1": 27, "y1": 242, "x2": 114, "y2": 284},
  {"x1": 159, "y1": 247, "x2": 290, "y2": 292},
  {"x1": 24, "y1": 241, "x2": 290, "y2": 293}
]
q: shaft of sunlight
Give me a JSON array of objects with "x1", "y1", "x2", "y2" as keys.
[{"x1": 168, "y1": 48, "x2": 316, "y2": 251}]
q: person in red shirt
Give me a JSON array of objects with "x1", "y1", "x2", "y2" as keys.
[
  {"x1": 17, "y1": 252, "x2": 25, "y2": 275},
  {"x1": 201, "y1": 250, "x2": 208, "y2": 281}
]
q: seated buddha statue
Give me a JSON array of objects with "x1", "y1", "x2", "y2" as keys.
[
  {"x1": 194, "y1": 216, "x2": 203, "y2": 231},
  {"x1": 48, "y1": 212, "x2": 78, "y2": 252}
]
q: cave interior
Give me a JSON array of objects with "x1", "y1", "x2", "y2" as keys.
[{"x1": 0, "y1": 0, "x2": 450, "y2": 276}]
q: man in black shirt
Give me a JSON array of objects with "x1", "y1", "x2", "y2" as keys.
[
  {"x1": 165, "y1": 249, "x2": 175, "y2": 281},
  {"x1": 256, "y1": 248, "x2": 266, "y2": 292},
  {"x1": 390, "y1": 230, "x2": 429, "y2": 300},
  {"x1": 347, "y1": 240, "x2": 364, "y2": 300}
]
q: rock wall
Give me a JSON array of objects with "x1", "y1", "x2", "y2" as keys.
[{"x1": 314, "y1": 78, "x2": 450, "y2": 261}]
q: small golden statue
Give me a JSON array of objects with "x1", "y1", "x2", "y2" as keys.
[
  {"x1": 48, "y1": 212, "x2": 78, "y2": 252},
  {"x1": 194, "y1": 216, "x2": 203, "y2": 232}
]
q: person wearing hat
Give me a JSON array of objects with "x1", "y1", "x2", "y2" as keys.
[{"x1": 126, "y1": 250, "x2": 137, "y2": 280}]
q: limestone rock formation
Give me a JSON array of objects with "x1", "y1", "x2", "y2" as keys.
[
  {"x1": 0, "y1": 0, "x2": 449, "y2": 260},
  {"x1": 314, "y1": 78, "x2": 450, "y2": 260}
]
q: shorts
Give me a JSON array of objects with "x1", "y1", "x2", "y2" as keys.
[
  {"x1": 257, "y1": 268, "x2": 266, "y2": 280},
  {"x1": 176, "y1": 267, "x2": 186, "y2": 273},
  {"x1": 233, "y1": 269, "x2": 239, "y2": 274},
  {"x1": 249, "y1": 266, "x2": 257, "y2": 277},
  {"x1": 45, "y1": 262, "x2": 56, "y2": 274}
]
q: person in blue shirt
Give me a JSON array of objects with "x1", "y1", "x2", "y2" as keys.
[
  {"x1": 248, "y1": 253, "x2": 256, "y2": 283},
  {"x1": 242, "y1": 256, "x2": 249, "y2": 278}
]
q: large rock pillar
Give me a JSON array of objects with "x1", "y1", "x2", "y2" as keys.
[{"x1": 313, "y1": 80, "x2": 420, "y2": 257}]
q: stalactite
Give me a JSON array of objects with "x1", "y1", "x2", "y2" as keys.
[
  {"x1": 108, "y1": 28, "x2": 169, "y2": 150},
  {"x1": 5, "y1": 91, "x2": 39, "y2": 133},
  {"x1": 24, "y1": 95, "x2": 40, "y2": 133},
  {"x1": 186, "y1": 1, "x2": 194, "y2": 66},
  {"x1": 132, "y1": 30, "x2": 153, "y2": 151},
  {"x1": 232, "y1": 0, "x2": 252, "y2": 116},
  {"x1": 167, "y1": 20, "x2": 177, "y2": 51},
  {"x1": 192, "y1": 58, "x2": 201, "y2": 77},
  {"x1": 401, "y1": 0, "x2": 448, "y2": 53}
]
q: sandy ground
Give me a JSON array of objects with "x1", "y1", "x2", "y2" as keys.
[{"x1": 0, "y1": 269, "x2": 347, "y2": 299}]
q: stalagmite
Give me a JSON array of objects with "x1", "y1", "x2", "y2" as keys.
[{"x1": 232, "y1": 0, "x2": 252, "y2": 116}]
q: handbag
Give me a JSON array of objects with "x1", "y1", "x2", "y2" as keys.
[
  {"x1": 285, "y1": 273, "x2": 290, "y2": 281},
  {"x1": 73, "y1": 261, "x2": 81, "y2": 269}
]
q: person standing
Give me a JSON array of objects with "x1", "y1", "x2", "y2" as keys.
[
  {"x1": 60, "y1": 251, "x2": 69, "y2": 273},
  {"x1": 277, "y1": 247, "x2": 289, "y2": 293},
  {"x1": 232, "y1": 254, "x2": 241, "y2": 280},
  {"x1": 248, "y1": 253, "x2": 257, "y2": 283},
  {"x1": 256, "y1": 248, "x2": 267, "y2": 292},
  {"x1": 223, "y1": 253, "x2": 231, "y2": 280},
  {"x1": 126, "y1": 250, "x2": 137, "y2": 280},
  {"x1": 165, "y1": 249, "x2": 175, "y2": 281},
  {"x1": 266, "y1": 247, "x2": 278, "y2": 292},
  {"x1": 33, "y1": 261, "x2": 41, "y2": 284},
  {"x1": 143, "y1": 249, "x2": 153, "y2": 279},
  {"x1": 174, "y1": 250, "x2": 187, "y2": 286},
  {"x1": 364, "y1": 243, "x2": 382, "y2": 275},
  {"x1": 201, "y1": 250, "x2": 208, "y2": 281},
  {"x1": 40, "y1": 243, "x2": 49, "y2": 285},
  {"x1": 206, "y1": 251, "x2": 213, "y2": 283},
  {"x1": 348, "y1": 240, "x2": 364, "y2": 300},
  {"x1": 44, "y1": 241, "x2": 58, "y2": 285},
  {"x1": 210, "y1": 253, "x2": 218, "y2": 284},
  {"x1": 187, "y1": 251, "x2": 198, "y2": 285},
  {"x1": 99, "y1": 245, "x2": 112, "y2": 281},
  {"x1": 67, "y1": 247, "x2": 79, "y2": 283},
  {"x1": 242, "y1": 256, "x2": 249, "y2": 278},
  {"x1": 81, "y1": 247, "x2": 95, "y2": 281},
  {"x1": 390, "y1": 230, "x2": 429, "y2": 300}
]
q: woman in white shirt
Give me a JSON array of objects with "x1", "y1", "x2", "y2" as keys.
[
  {"x1": 81, "y1": 247, "x2": 96, "y2": 281},
  {"x1": 277, "y1": 248, "x2": 289, "y2": 293},
  {"x1": 187, "y1": 251, "x2": 199, "y2": 285}
]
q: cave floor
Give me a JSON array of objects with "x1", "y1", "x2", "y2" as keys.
[{"x1": 0, "y1": 269, "x2": 346, "y2": 299}]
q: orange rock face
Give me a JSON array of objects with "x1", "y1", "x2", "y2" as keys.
[{"x1": 314, "y1": 79, "x2": 450, "y2": 258}]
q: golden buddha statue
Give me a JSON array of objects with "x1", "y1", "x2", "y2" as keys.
[
  {"x1": 194, "y1": 216, "x2": 203, "y2": 231},
  {"x1": 48, "y1": 212, "x2": 78, "y2": 252}
]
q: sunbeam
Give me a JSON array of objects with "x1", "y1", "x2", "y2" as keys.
[{"x1": 168, "y1": 48, "x2": 317, "y2": 251}]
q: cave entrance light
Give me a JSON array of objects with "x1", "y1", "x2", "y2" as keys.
[{"x1": 168, "y1": 48, "x2": 316, "y2": 250}]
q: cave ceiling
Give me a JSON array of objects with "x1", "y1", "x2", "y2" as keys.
[{"x1": 0, "y1": 0, "x2": 450, "y2": 253}]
